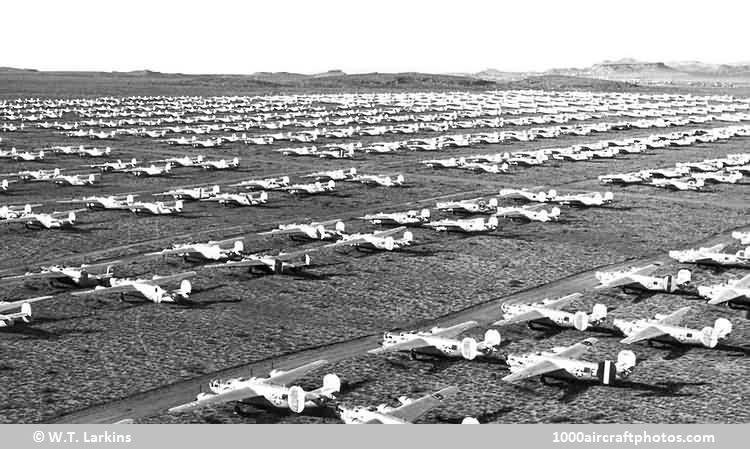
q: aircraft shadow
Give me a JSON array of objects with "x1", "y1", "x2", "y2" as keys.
[
  {"x1": 545, "y1": 378, "x2": 709, "y2": 403},
  {"x1": 229, "y1": 379, "x2": 374, "y2": 423},
  {"x1": 435, "y1": 406, "x2": 515, "y2": 424},
  {"x1": 0, "y1": 322, "x2": 101, "y2": 340}
]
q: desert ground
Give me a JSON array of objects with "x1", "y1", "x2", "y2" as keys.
[{"x1": 1, "y1": 73, "x2": 749, "y2": 424}]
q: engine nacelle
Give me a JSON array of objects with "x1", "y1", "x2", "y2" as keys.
[
  {"x1": 233, "y1": 240, "x2": 244, "y2": 254},
  {"x1": 335, "y1": 221, "x2": 346, "y2": 233},
  {"x1": 287, "y1": 385, "x2": 306, "y2": 413},
  {"x1": 178, "y1": 279, "x2": 192, "y2": 297},
  {"x1": 615, "y1": 350, "x2": 637, "y2": 378},
  {"x1": 573, "y1": 311, "x2": 589, "y2": 331},
  {"x1": 488, "y1": 198, "x2": 499, "y2": 208},
  {"x1": 322, "y1": 373, "x2": 341, "y2": 393},
  {"x1": 482, "y1": 329, "x2": 501, "y2": 348},
  {"x1": 487, "y1": 215, "x2": 499, "y2": 228},
  {"x1": 590, "y1": 303, "x2": 607, "y2": 324},
  {"x1": 676, "y1": 269, "x2": 692, "y2": 285},
  {"x1": 402, "y1": 231, "x2": 414, "y2": 244},
  {"x1": 461, "y1": 417, "x2": 480, "y2": 424},
  {"x1": 713, "y1": 317, "x2": 732, "y2": 340},
  {"x1": 460, "y1": 337, "x2": 478, "y2": 360}
]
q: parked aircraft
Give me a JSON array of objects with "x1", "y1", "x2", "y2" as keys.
[
  {"x1": 169, "y1": 360, "x2": 340, "y2": 415},
  {"x1": 260, "y1": 220, "x2": 345, "y2": 241},
  {"x1": 72, "y1": 272, "x2": 195, "y2": 303},
  {"x1": 595, "y1": 264, "x2": 692, "y2": 293},
  {"x1": 493, "y1": 293, "x2": 607, "y2": 332},
  {"x1": 368, "y1": 321, "x2": 502, "y2": 361},
  {"x1": 435, "y1": 198, "x2": 498, "y2": 215},
  {"x1": 360, "y1": 209, "x2": 431, "y2": 226},
  {"x1": 123, "y1": 163, "x2": 172, "y2": 177},
  {"x1": 151, "y1": 155, "x2": 204, "y2": 167},
  {"x1": 59, "y1": 195, "x2": 135, "y2": 211},
  {"x1": 281, "y1": 180, "x2": 336, "y2": 195},
  {"x1": 231, "y1": 176, "x2": 290, "y2": 191},
  {"x1": 423, "y1": 216, "x2": 499, "y2": 233},
  {"x1": 648, "y1": 177, "x2": 704, "y2": 191},
  {"x1": 0, "y1": 296, "x2": 53, "y2": 328},
  {"x1": 347, "y1": 174, "x2": 405, "y2": 187},
  {"x1": 88, "y1": 159, "x2": 138, "y2": 172},
  {"x1": 146, "y1": 239, "x2": 245, "y2": 263},
  {"x1": 503, "y1": 338, "x2": 636, "y2": 385},
  {"x1": 0, "y1": 302, "x2": 33, "y2": 328},
  {"x1": 157, "y1": 185, "x2": 220, "y2": 201},
  {"x1": 0, "y1": 263, "x2": 116, "y2": 288},
  {"x1": 496, "y1": 205, "x2": 560, "y2": 222},
  {"x1": 129, "y1": 200, "x2": 183, "y2": 215},
  {"x1": 548, "y1": 191, "x2": 614, "y2": 207},
  {"x1": 0, "y1": 204, "x2": 35, "y2": 220},
  {"x1": 54, "y1": 173, "x2": 100, "y2": 186},
  {"x1": 336, "y1": 386, "x2": 458, "y2": 424},
  {"x1": 669, "y1": 243, "x2": 750, "y2": 268},
  {"x1": 326, "y1": 227, "x2": 413, "y2": 251},
  {"x1": 205, "y1": 251, "x2": 313, "y2": 275},
  {"x1": 697, "y1": 273, "x2": 750, "y2": 309},
  {"x1": 205, "y1": 192, "x2": 268, "y2": 207},
  {"x1": 305, "y1": 168, "x2": 357, "y2": 182},
  {"x1": 200, "y1": 157, "x2": 240, "y2": 170},
  {"x1": 614, "y1": 306, "x2": 732, "y2": 348},
  {"x1": 4, "y1": 210, "x2": 78, "y2": 230}
]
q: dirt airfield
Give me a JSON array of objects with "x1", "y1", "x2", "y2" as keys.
[{"x1": 1, "y1": 79, "x2": 749, "y2": 424}]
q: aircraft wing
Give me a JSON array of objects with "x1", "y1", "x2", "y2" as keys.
[
  {"x1": 0, "y1": 295, "x2": 54, "y2": 314},
  {"x1": 543, "y1": 293, "x2": 583, "y2": 310},
  {"x1": 735, "y1": 273, "x2": 750, "y2": 289},
  {"x1": 325, "y1": 236, "x2": 368, "y2": 248},
  {"x1": 372, "y1": 226, "x2": 407, "y2": 237},
  {"x1": 493, "y1": 309, "x2": 548, "y2": 326},
  {"x1": 555, "y1": 338, "x2": 597, "y2": 359},
  {"x1": 168, "y1": 386, "x2": 261, "y2": 413},
  {"x1": 597, "y1": 264, "x2": 659, "y2": 288},
  {"x1": 150, "y1": 271, "x2": 196, "y2": 284},
  {"x1": 386, "y1": 386, "x2": 458, "y2": 422},
  {"x1": 266, "y1": 360, "x2": 328, "y2": 386},
  {"x1": 325, "y1": 227, "x2": 407, "y2": 249},
  {"x1": 368, "y1": 337, "x2": 434, "y2": 354},
  {"x1": 655, "y1": 306, "x2": 691, "y2": 326},
  {"x1": 430, "y1": 321, "x2": 478, "y2": 338},
  {"x1": 204, "y1": 258, "x2": 267, "y2": 269},
  {"x1": 502, "y1": 359, "x2": 564, "y2": 383},
  {"x1": 144, "y1": 245, "x2": 198, "y2": 257},
  {"x1": 701, "y1": 243, "x2": 727, "y2": 253},
  {"x1": 72, "y1": 283, "x2": 139, "y2": 297},
  {"x1": 312, "y1": 219, "x2": 341, "y2": 227},
  {"x1": 620, "y1": 325, "x2": 668, "y2": 344},
  {"x1": 0, "y1": 270, "x2": 66, "y2": 283},
  {"x1": 258, "y1": 226, "x2": 303, "y2": 236}
]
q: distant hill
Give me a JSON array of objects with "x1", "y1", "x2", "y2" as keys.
[
  {"x1": 547, "y1": 59, "x2": 676, "y2": 77},
  {"x1": 293, "y1": 72, "x2": 497, "y2": 89},
  {"x1": 497, "y1": 75, "x2": 639, "y2": 91},
  {"x1": 0, "y1": 66, "x2": 39, "y2": 73},
  {"x1": 470, "y1": 59, "x2": 750, "y2": 86}
]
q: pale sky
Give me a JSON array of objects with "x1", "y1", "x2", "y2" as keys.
[{"x1": 2, "y1": 0, "x2": 748, "y2": 74}]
